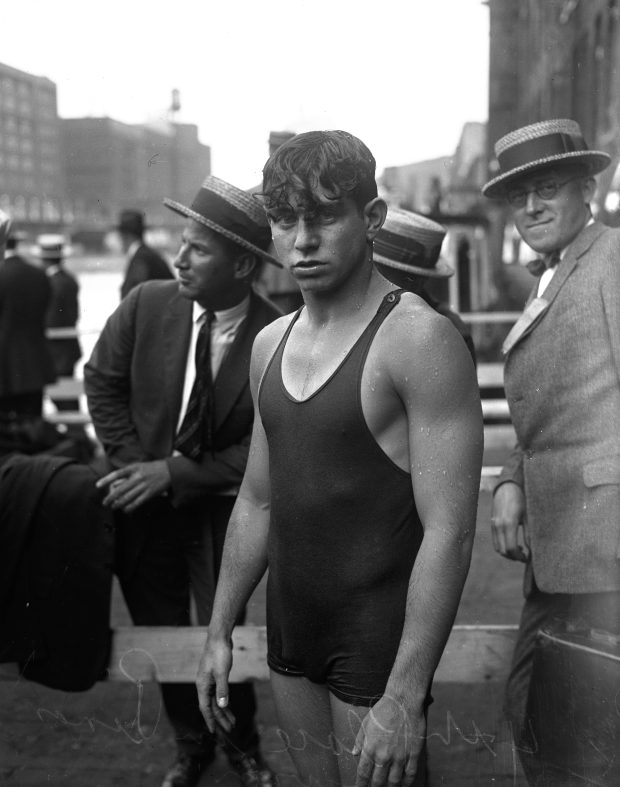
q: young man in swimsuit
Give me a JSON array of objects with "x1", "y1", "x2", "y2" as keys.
[{"x1": 196, "y1": 131, "x2": 483, "y2": 787}]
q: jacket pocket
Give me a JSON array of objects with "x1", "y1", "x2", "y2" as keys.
[
  {"x1": 582, "y1": 456, "x2": 620, "y2": 560},
  {"x1": 583, "y1": 455, "x2": 620, "y2": 487}
]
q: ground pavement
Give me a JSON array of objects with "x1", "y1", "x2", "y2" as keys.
[{"x1": 1, "y1": 447, "x2": 529, "y2": 786}]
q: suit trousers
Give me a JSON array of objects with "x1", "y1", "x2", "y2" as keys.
[
  {"x1": 117, "y1": 494, "x2": 259, "y2": 759},
  {"x1": 505, "y1": 579, "x2": 620, "y2": 785}
]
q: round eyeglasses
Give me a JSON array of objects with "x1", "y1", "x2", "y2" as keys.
[{"x1": 506, "y1": 176, "x2": 579, "y2": 208}]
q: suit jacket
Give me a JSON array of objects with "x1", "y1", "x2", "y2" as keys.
[
  {"x1": 120, "y1": 243, "x2": 174, "y2": 300},
  {"x1": 84, "y1": 281, "x2": 281, "y2": 573},
  {"x1": 46, "y1": 267, "x2": 82, "y2": 374},
  {"x1": 497, "y1": 222, "x2": 620, "y2": 594},
  {"x1": 0, "y1": 255, "x2": 56, "y2": 395}
]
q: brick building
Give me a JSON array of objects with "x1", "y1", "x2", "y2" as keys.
[
  {"x1": 61, "y1": 117, "x2": 211, "y2": 246},
  {"x1": 0, "y1": 60, "x2": 211, "y2": 247},
  {"x1": 0, "y1": 62, "x2": 66, "y2": 235}
]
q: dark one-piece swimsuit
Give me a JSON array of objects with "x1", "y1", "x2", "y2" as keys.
[{"x1": 258, "y1": 290, "x2": 424, "y2": 707}]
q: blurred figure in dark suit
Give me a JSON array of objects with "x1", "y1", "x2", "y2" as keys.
[
  {"x1": 0, "y1": 217, "x2": 56, "y2": 420},
  {"x1": 37, "y1": 234, "x2": 82, "y2": 413},
  {"x1": 374, "y1": 208, "x2": 476, "y2": 364},
  {"x1": 117, "y1": 209, "x2": 174, "y2": 299}
]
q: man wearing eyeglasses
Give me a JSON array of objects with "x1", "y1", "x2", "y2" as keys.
[{"x1": 483, "y1": 119, "x2": 620, "y2": 784}]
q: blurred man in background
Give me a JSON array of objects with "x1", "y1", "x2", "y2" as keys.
[
  {"x1": 373, "y1": 207, "x2": 476, "y2": 364},
  {"x1": 37, "y1": 234, "x2": 82, "y2": 414},
  {"x1": 117, "y1": 208, "x2": 173, "y2": 299},
  {"x1": 0, "y1": 217, "x2": 56, "y2": 422}
]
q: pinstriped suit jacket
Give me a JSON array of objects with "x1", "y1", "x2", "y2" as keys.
[{"x1": 497, "y1": 222, "x2": 620, "y2": 594}]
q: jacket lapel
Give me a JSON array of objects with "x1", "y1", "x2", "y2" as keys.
[
  {"x1": 213, "y1": 293, "x2": 262, "y2": 432},
  {"x1": 162, "y1": 292, "x2": 193, "y2": 425},
  {"x1": 502, "y1": 296, "x2": 550, "y2": 355},
  {"x1": 502, "y1": 222, "x2": 607, "y2": 356}
]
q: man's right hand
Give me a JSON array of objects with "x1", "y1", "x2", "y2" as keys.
[
  {"x1": 196, "y1": 633, "x2": 236, "y2": 734},
  {"x1": 491, "y1": 481, "x2": 529, "y2": 562}
]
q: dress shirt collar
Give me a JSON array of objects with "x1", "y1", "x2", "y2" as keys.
[
  {"x1": 192, "y1": 295, "x2": 251, "y2": 329},
  {"x1": 126, "y1": 240, "x2": 141, "y2": 260}
]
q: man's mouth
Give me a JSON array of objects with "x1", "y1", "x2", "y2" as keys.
[{"x1": 293, "y1": 260, "x2": 325, "y2": 270}]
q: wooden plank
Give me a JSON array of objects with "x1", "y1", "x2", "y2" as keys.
[
  {"x1": 105, "y1": 624, "x2": 517, "y2": 684},
  {"x1": 44, "y1": 412, "x2": 91, "y2": 425},
  {"x1": 480, "y1": 466, "x2": 501, "y2": 493},
  {"x1": 460, "y1": 312, "x2": 521, "y2": 325},
  {"x1": 45, "y1": 377, "x2": 85, "y2": 399},
  {"x1": 46, "y1": 327, "x2": 81, "y2": 339},
  {"x1": 483, "y1": 424, "x2": 516, "y2": 450},
  {"x1": 481, "y1": 399, "x2": 510, "y2": 420},
  {"x1": 477, "y1": 362, "x2": 504, "y2": 388}
]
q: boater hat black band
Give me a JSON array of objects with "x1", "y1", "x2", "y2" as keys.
[
  {"x1": 164, "y1": 174, "x2": 281, "y2": 267},
  {"x1": 189, "y1": 188, "x2": 271, "y2": 250},
  {"x1": 374, "y1": 228, "x2": 441, "y2": 270},
  {"x1": 497, "y1": 132, "x2": 588, "y2": 174},
  {"x1": 482, "y1": 119, "x2": 611, "y2": 198},
  {"x1": 373, "y1": 208, "x2": 453, "y2": 279}
]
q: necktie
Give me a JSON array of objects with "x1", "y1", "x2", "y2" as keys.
[
  {"x1": 174, "y1": 311, "x2": 215, "y2": 459},
  {"x1": 526, "y1": 249, "x2": 561, "y2": 277}
]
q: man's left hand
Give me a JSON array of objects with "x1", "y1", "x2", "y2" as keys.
[
  {"x1": 96, "y1": 460, "x2": 171, "y2": 513},
  {"x1": 353, "y1": 694, "x2": 426, "y2": 787}
]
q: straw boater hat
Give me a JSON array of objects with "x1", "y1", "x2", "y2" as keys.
[
  {"x1": 482, "y1": 119, "x2": 611, "y2": 198},
  {"x1": 373, "y1": 208, "x2": 453, "y2": 278},
  {"x1": 36, "y1": 233, "x2": 72, "y2": 260},
  {"x1": 164, "y1": 175, "x2": 282, "y2": 267}
]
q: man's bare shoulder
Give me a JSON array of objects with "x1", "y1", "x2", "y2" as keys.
[
  {"x1": 377, "y1": 291, "x2": 476, "y2": 386},
  {"x1": 251, "y1": 311, "x2": 298, "y2": 375},
  {"x1": 383, "y1": 291, "x2": 455, "y2": 349}
]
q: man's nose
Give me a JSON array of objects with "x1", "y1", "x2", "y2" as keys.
[
  {"x1": 525, "y1": 189, "x2": 542, "y2": 213},
  {"x1": 173, "y1": 243, "x2": 188, "y2": 268},
  {"x1": 294, "y1": 218, "x2": 318, "y2": 250}
]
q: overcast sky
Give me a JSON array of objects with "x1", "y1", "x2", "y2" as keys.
[{"x1": 3, "y1": 0, "x2": 489, "y2": 189}]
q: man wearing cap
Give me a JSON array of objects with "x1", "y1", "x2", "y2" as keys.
[
  {"x1": 85, "y1": 177, "x2": 281, "y2": 787},
  {"x1": 0, "y1": 220, "x2": 56, "y2": 421},
  {"x1": 37, "y1": 234, "x2": 82, "y2": 413},
  {"x1": 197, "y1": 131, "x2": 483, "y2": 787},
  {"x1": 117, "y1": 208, "x2": 174, "y2": 299},
  {"x1": 373, "y1": 208, "x2": 476, "y2": 364},
  {"x1": 484, "y1": 119, "x2": 620, "y2": 781}
]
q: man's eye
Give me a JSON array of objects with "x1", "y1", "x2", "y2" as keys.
[
  {"x1": 537, "y1": 182, "x2": 558, "y2": 197},
  {"x1": 270, "y1": 212, "x2": 296, "y2": 226}
]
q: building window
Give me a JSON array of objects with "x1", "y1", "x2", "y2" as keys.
[
  {"x1": 29, "y1": 197, "x2": 40, "y2": 221},
  {"x1": 13, "y1": 196, "x2": 27, "y2": 220}
]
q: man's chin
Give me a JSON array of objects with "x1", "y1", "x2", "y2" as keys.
[{"x1": 177, "y1": 281, "x2": 195, "y2": 299}]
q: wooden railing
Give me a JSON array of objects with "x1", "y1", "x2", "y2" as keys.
[{"x1": 36, "y1": 332, "x2": 517, "y2": 688}]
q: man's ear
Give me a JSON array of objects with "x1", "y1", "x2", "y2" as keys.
[
  {"x1": 580, "y1": 176, "x2": 597, "y2": 205},
  {"x1": 363, "y1": 197, "x2": 387, "y2": 242},
  {"x1": 233, "y1": 251, "x2": 257, "y2": 280}
]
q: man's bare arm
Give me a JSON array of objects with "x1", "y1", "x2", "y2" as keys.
[
  {"x1": 196, "y1": 319, "x2": 289, "y2": 733},
  {"x1": 355, "y1": 308, "x2": 483, "y2": 786}
]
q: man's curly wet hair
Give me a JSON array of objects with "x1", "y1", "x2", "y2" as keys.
[{"x1": 261, "y1": 130, "x2": 378, "y2": 213}]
